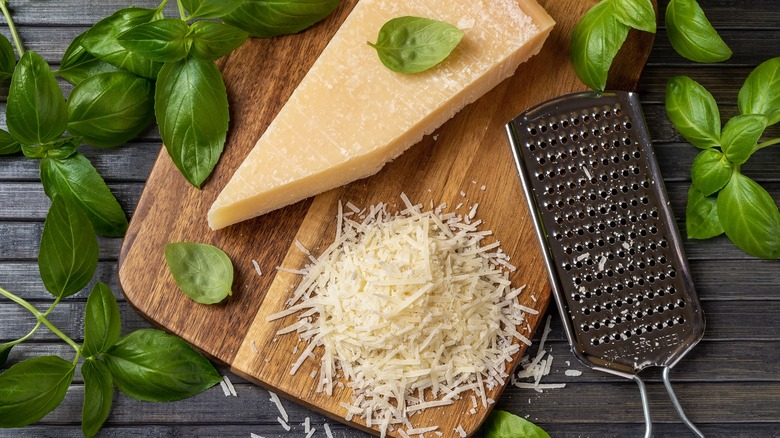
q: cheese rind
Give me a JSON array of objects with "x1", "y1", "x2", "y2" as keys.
[{"x1": 208, "y1": 0, "x2": 555, "y2": 230}]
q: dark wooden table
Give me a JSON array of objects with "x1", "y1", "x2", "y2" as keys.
[{"x1": 1, "y1": 1, "x2": 779, "y2": 437}]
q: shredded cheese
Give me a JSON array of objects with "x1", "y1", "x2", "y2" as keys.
[{"x1": 269, "y1": 195, "x2": 533, "y2": 436}]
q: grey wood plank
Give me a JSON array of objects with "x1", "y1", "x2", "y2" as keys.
[
  {"x1": 0, "y1": 222, "x2": 122, "y2": 260},
  {"x1": 0, "y1": 182, "x2": 140, "y2": 220},
  {"x1": 0, "y1": 262, "x2": 122, "y2": 301},
  {"x1": 648, "y1": 30, "x2": 780, "y2": 66}
]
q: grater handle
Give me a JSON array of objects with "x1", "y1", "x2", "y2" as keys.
[
  {"x1": 633, "y1": 375, "x2": 652, "y2": 438},
  {"x1": 663, "y1": 367, "x2": 705, "y2": 437}
]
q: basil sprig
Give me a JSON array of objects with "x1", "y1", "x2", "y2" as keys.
[
  {"x1": 667, "y1": 58, "x2": 780, "y2": 259},
  {"x1": 368, "y1": 16, "x2": 464, "y2": 75},
  {"x1": 165, "y1": 242, "x2": 234, "y2": 304},
  {"x1": 483, "y1": 410, "x2": 550, "y2": 438}
]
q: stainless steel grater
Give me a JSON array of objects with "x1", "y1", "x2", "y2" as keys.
[{"x1": 506, "y1": 91, "x2": 705, "y2": 437}]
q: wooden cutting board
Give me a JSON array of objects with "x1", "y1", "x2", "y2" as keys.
[{"x1": 118, "y1": 0, "x2": 654, "y2": 435}]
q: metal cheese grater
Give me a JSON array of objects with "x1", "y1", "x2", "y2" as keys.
[{"x1": 506, "y1": 92, "x2": 705, "y2": 437}]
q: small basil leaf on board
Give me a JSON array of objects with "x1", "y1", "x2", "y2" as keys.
[
  {"x1": 665, "y1": 76, "x2": 721, "y2": 149},
  {"x1": 720, "y1": 114, "x2": 768, "y2": 165},
  {"x1": 67, "y1": 71, "x2": 154, "y2": 148},
  {"x1": 0, "y1": 129, "x2": 20, "y2": 155},
  {"x1": 223, "y1": 0, "x2": 340, "y2": 38},
  {"x1": 83, "y1": 282, "x2": 122, "y2": 357},
  {"x1": 570, "y1": 0, "x2": 630, "y2": 91},
  {"x1": 613, "y1": 0, "x2": 656, "y2": 33},
  {"x1": 717, "y1": 172, "x2": 780, "y2": 259},
  {"x1": 80, "y1": 8, "x2": 164, "y2": 80},
  {"x1": 117, "y1": 19, "x2": 191, "y2": 63},
  {"x1": 0, "y1": 33, "x2": 16, "y2": 81},
  {"x1": 58, "y1": 31, "x2": 121, "y2": 85},
  {"x1": 0, "y1": 356, "x2": 76, "y2": 428},
  {"x1": 155, "y1": 57, "x2": 229, "y2": 188},
  {"x1": 738, "y1": 57, "x2": 780, "y2": 125},
  {"x1": 188, "y1": 21, "x2": 249, "y2": 61},
  {"x1": 104, "y1": 329, "x2": 222, "y2": 402},
  {"x1": 367, "y1": 17, "x2": 464, "y2": 75},
  {"x1": 665, "y1": 0, "x2": 732, "y2": 63},
  {"x1": 40, "y1": 153, "x2": 128, "y2": 237},
  {"x1": 181, "y1": 0, "x2": 242, "y2": 19},
  {"x1": 38, "y1": 196, "x2": 99, "y2": 299},
  {"x1": 687, "y1": 185, "x2": 724, "y2": 239},
  {"x1": 7, "y1": 51, "x2": 68, "y2": 145},
  {"x1": 81, "y1": 359, "x2": 114, "y2": 438},
  {"x1": 0, "y1": 343, "x2": 12, "y2": 367},
  {"x1": 691, "y1": 149, "x2": 732, "y2": 196},
  {"x1": 483, "y1": 410, "x2": 550, "y2": 438},
  {"x1": 165, "y1": 242, "x2": 234, "y2": 304}
]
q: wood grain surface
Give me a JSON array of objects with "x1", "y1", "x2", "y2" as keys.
[{"x1": 116, "y1": 0, "x2": 654, "y2": 436}]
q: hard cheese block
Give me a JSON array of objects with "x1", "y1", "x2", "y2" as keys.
[{"x1": 208, "y1": 0, "x2": 555, "y2": 230}]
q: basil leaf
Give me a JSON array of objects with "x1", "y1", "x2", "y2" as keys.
[
  {"x1": 720, "y1": 114, "x2": 767, "y2": 165},
  {"x1": 367, "y1": 16, "x2": 464, "y2": 75},
  {"x1": 117, "y1": 19, "x2": 191, "y2": 63},
  {"x1": 0, "y1": 356, "x2": 75, "y2": 428},
  {"x1": 38, "y1": 196, "x2": 99, "y2": 299},
  {"x1": 165, "y1": 242, "x2": 234, "y2": 304},
  {"x1": 83, "y1": 282, "x2": 122, "y2": 357},
  {"x1": 738, "y1": 57, "x2": 780, "y2": 125},
  {"x1": 665, "y1": 0, "x2": 732, "y2": 63},
  {"x1": 0, "y1": 129, "x2": 20, "y2": 155},
  {"x1": 81, "y1": 359, "x2": 114, "y2": 438},
  {"x1": 686, "y1": 185, "x2": 724, "y2": 239},
  {"x1": 181, "y1": 0, "x2": 242, "y2": 19},
  {"x1": 40, "y1": 153, "x2": 128, "y2": 237},
  {"x1": 104, "y1": 329, "x2": 221, "y2": 402},
  {"x1": 570, "y1": 0, "x2": 630, "y2": 91},
  {"x1": 613, "y1": 0, "x2": 656, "y2": 33},
  {"x1": 223, "y1": 0, "x2": 339, "y2": 38},
  {"x1": 155, "y1": 57, "x2": 229, "y2": 188},
  {"x1": 67, "y1": 71, "x2": 154, "y2": 148},
  {"x1": 188, "y1": 21, "x2": 249, "y2": 62},
  {"x1": 81, "y1": 8, "x2": 164, "y2": 80},
  {"x1": 0, "y1": 33, "x2": 16, "y2": 81},
  {"x1": 483, "y1": 410, "x2": 550, "y2": 438},
  {"x1": 58, "y1": 31, "x2": 121, "y2": 85},
  {"x1": 691, "y1": 149, "x2": 732, "y2": 196},
  {"x1": 0, "y1": 343, "x2": 12, "y2": 368},
  {"x1": 7, "y1": 50, "x2": 67, "y2": 145},
  {"x1": 665, "y1": 76, "x2": 721, "y2": 149},
  {"x1": 717, "y1": 172, "x2": 780, "y2": 259}
]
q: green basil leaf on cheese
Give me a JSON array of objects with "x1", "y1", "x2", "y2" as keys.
[
  {"x1": 665, "y1": 0, "x2": 732, "y2": 63},
  {"x1": 483, "y1": 410, "x2": 550, "y2": 438},
  {"x1": 0, "y1": 129, "x2": 20, "y2": 155},
  {"x1": 720, "y1": 114, "x2": 767, "y2": 165},
  {"x1": 155, "y1": 57, "x2": 229, "y2": 188},
  {"x1": 368, "y1": 16, "x2": 464, "y2": 74},
  {"x1": 38, "y1": 195, "x2": 99, "y2": 299},
  {"x1": 83, "y1": 282, "x2": 122, "y2": 357},
  {"x1": 81, "y1": 8, "x2": 164, "y2": 80},
  {"x1": 0, "y1": 356, "x2": 75, "y2": 428},
  {"x1": 686, "y1": 185, "x2": 724, "y2": 239},
  {"x1": 613, "y1": 0, "x2": 656, "y2": 33},
  {"x1": 117, "y1": 18, "x2": 191, "y2": 63},
  {"x1": 58, "y1": 31, "x2": 121, "y2": 85},
  {"x1": 691, "y1": 148, "x2": 732, "y2": 196},
  {"x1": 717, "y1": 172, "x2": 780, "y2": 259},
  {"x1": 188, "y1": 21, "x2": 249, "y2": 62},
  {"x1": 570, "y1": 0, "x2": 630, "y2": 91},
  {"x1": 223, "y1": 0, "x2": 340, "y2": 38},
  {"x1": 7, "y1": 51, "x2": 68, "y2": 146},
  {"x1": 40, "y1": 153, "x2": 129, "y2": 237},
  {"x1": 665, "y1": 76, "x2": 721, "y2": 149},
  {"x1": 738, "y1": 57, "x2": 780, "y2": 125},
  {"x1": 67, "y1": 71, "x2": 154, "y2": 148},
  {"x1": 181, "y1": 0, "x2": 242, "y2": 19},
  {"x1": 81, "y1": 359, "x2": 114, "y2": 438},
  {"x1": 0, "y1": 33, "x2": 16, "y2": 81},
  {"x1": 165, "y1": 242, "x2": 234, "y2": 304},
  {"x1": 103, "y1": 329, "x2": 222, "y2": 402}
]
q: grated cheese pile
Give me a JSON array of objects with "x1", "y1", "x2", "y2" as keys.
[{"x1": 268, "y1": 194, "x2": 532, "y2": 436}]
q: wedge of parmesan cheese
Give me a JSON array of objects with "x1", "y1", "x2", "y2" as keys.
[{"x1": 207, "y1": 0, "x2": 554, "y2": 229}]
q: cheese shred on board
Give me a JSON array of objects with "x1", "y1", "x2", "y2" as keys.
[{"x1": 268, "y1": 195, "x2": 533, "y2": 436}]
